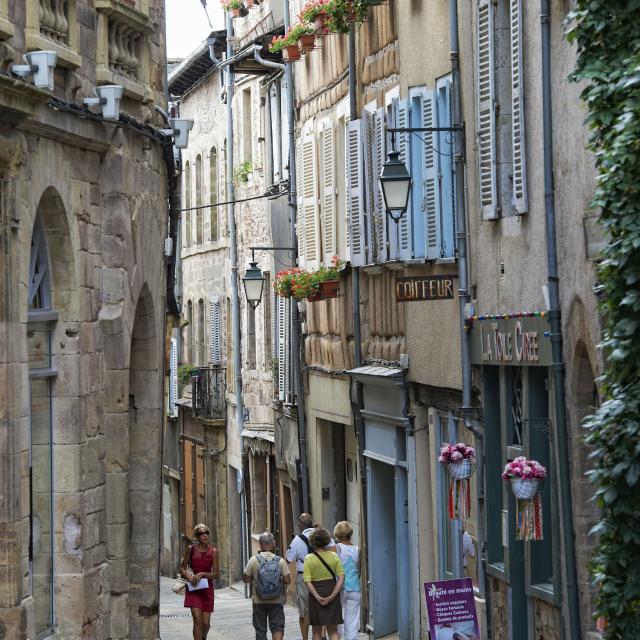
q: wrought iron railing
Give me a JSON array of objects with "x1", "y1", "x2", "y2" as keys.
[{"x1": 191, "y1": 367, "x2": 226, "y2": 421}]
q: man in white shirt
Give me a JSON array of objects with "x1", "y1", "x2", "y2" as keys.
[{"x1": 286, "y1": 513, "x2": 315, "y2": 640}]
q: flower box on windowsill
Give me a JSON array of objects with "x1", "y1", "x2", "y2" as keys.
[
  {"x1": 298, "y1": 33, "x2": 316, "y2": 53},
  {"x1": 306, "y1": 280, "x2": 339, "y2": 302},
  {"x1": 282, "y1": 45, "x2": 301, "y2": 62}
]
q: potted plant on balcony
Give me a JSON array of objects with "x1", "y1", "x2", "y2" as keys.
[
  {"x1": 295, "y1": 23, "x2": 317, "y2": 53},
  {"x1": 502, "y1": 456, "x2": 547, "y2": 541},
  {"x1": 221, "y1": 0, "x2": 245, "y2": 18},
  {"x1": 274, "y1": 267, "x2": 304, "y2": 297},
  {"x1": 301, "y1": 0, "x2": 332, "y2": 33},
  {"x1": 269, "y1": 33, "x2": 301, "y2": 62},
  {"x1": 298, "y1": 256, "x2": 342, "y2": 302}
]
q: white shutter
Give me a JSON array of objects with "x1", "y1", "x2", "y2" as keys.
[
  {"x1": 320, "y1": 121, "x2": 337, "y2": 265},
  {"x1": 421, "y1": 89, "x2": 441, "y2": 260},
  {"x1": 277, "y1": 295, "x2": 286, "y2": 400},
  {"x1": 477, "y1": 0, "x2": 498, "y2": 220},
  {"x1": 396, "y1": 99, "x2": 413, "y2": 260},
  {"x1": 289, "y1": 0, "x2": 300, "y2": 24},
  {"x1": 346, "y1": 119, "x2": 366, "y2": 267},
  {"x1": 210, "y1": 297, "x2": 221, "y2": 365},
  {"x1": 373, "y1": 108, "x2": 387, "y2": 263},
  {"x1": 296, "y1": 140, "x2": 306, "y2": 268},
  {"x1": 169, "y1": 337, "x2": 178, "y2": 417},
  {"x1": 301, "y1": 134, "x2": 321, "y2": 270},
  {"x1": 510, "y1": 0, "x2": 528, "y2": 214},
  {"x1": 284, "y1": 297, "x2": 291, "y2": 400},
  {"x1": 363, "y1": 110, "x2": 376, "y2": 263}
]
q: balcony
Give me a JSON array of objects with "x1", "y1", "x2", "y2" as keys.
[{"x1": 191, "y1": 367, "x2": 226, "y2": 422}]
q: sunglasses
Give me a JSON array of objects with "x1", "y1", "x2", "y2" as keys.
[{"x1": 197, "y1": 530, "x2": 210, "y2": 536}]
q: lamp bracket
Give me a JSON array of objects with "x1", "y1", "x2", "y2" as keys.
[
  {"x1": 248, "y1": 246, "x2": 296, "y2": 261},
  {"x1": 386, "y1": 124, "x2": 466, "y2": 158}
]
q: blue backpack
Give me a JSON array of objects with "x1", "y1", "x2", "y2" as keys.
[{"x1": 255, "y1": 554, "x2": 282, "y2": 600}]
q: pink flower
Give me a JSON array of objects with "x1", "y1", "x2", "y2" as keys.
[
  {"x1": 465, "y1": 446, "x2": 476, "y2": 459},
  {"x1": 450, "y1": 451, "x2": 464, "y2": 463},
  {"x1": 438, "y1": 454, "x2": 448, "y2": 463}
]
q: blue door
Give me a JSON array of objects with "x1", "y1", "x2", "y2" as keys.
[
  {"x1": 395, "y1": 467, "x2": 410, "y2": 639},
  {"x1": 367, "y1": 459, "x2": 397, "y2": 637}
]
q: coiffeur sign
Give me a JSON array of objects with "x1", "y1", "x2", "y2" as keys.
[
  {"x1": 395, "y1": 276, "x2": 455, "y2": 302},
  {"x1": 470, "y1": 316, "x2": 552, "y2": 367}
]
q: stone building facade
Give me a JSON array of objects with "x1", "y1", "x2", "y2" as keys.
[{"x1": 0, "y1": 1, "x2": 170, "y2": 638}]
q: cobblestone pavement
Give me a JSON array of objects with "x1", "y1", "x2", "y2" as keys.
[{"x1": 159, "y1": 577, "x2": 369, "y2": 639}]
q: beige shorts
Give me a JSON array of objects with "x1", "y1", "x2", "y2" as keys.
[{"x1": 296, "y1": 573, "x2": 309, "y2": 618}]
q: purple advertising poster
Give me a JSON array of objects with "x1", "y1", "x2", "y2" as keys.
[{"x1": 424, "y1": 577, "x2": 480, "y2": 640}]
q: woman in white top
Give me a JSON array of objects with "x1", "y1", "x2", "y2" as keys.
[{"x1": 333, "y1": 521, "x2": 361, "y2": 640}]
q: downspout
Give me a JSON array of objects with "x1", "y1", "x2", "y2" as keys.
[
  {"x1": 449, "y1": 0, "x2": 492, "y2": 634},
  {"x1": 540, "y1": 3, "x2": 581, "y2": 639},
  {"x1": 348, "y1": 19, "x2": 370, "y2": 627},
  {"x1": 224, "y1": 13, "x2": 249, "y2": 596},
  {"x1": 283, "y1": 0, "x2": 310, "y2": 513},
  {"x1": 253, "y1": 44, "x2": 285, "y2": 71}
]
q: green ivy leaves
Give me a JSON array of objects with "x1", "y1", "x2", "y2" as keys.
[{"x1": 567, "y1": 2, "x2": 640, "y2": 637}]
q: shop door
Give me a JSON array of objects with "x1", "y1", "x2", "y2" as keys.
[{"x1": 367, "y1": 459, "x2": 397, "y2": 637}]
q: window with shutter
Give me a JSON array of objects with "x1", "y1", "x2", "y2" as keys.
[
  {"x1": 296, "y1": 139, "x2": 306, "y2": 268},
  {"x1": 395, "y1": 99, "x2": 413, "y2": 260},
  {"x1": 346, "y1": 119, "x2": 366, "y2": 267},
  {"x1": 184, "y1": 160, "x2": 191, "y2": 246},
  {"x1": 477, "y1": 0, "x2": 498, "y2": 220},
  {"x1": 300, "y1": 134, "x2": 321, "y2": 270},
  {"x1": 319, "y1": 120, "x2": 337, "y2": 265},
  {"x1": 169, "y1": 336, "x2": 178, "y2": 417},
  {"x1": 436, "y1": 78, "x2": 456, "y2": 259},
  {"x1": 210, "y1": 297, "x2": 221, "y2": 365},
  {"x1": 510, "y1": 0, "x2": 528, "y2": 214},
  {"x1": 277, "y1": 295, "x2": 286, "y2": 401},
  {"x1": 284, "y1": 297, "x2": 291, "y2": 400}
]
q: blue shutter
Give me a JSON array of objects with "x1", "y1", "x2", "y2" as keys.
[
  {"x1": 395, "y1": 99, "x2": 413, "y2": 260},
  {"x1": 418, "y1": 88, "x2": 441, "y2": 261},
  {"x1": 436, "y1": 79, "x2": 456, "y2": 259}
]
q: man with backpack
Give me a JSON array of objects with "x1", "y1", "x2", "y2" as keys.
[{"x1": 244, "y1": 531, "x2": 291, "y2": 640}]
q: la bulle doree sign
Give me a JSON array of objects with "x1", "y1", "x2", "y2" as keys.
[
  {"x1": 395, "y1": 275, "x2": 455, "y2": 302},
  {"x1": 470, "y1": 316, "x2": 552, "y2": 367}
]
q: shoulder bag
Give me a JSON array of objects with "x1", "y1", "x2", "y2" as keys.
[
  {"x1": 171, "y1": 545, "x2": 193, "y2": 595},
  {"x1": 312, "y1": 551, "x2": 337, "y2": 583}
]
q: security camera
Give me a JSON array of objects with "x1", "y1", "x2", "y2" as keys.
[
  {"x1": 169, "y1": 118, "x2": 194, "y2": 149},
  {"x1": 11, "y1": 51, "x2": 57, "y2": 91},
  {"x1": 83, "y1": 85, "x2": 123, "y2": 120}
]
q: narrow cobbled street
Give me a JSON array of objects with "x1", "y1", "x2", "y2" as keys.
[{"x1": 159, "y1": 577, "x2": 369, "y2": 639}]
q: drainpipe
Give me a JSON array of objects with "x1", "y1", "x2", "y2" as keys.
[
  {"x1": 347, "y1": 18, "x2": 369, "y2": 620},
  {"x1": 253, "y1": 44, "x2": 285, "y2": 71},
  {"x1": 283, "y1": 0, "x2": 310, "y2": 513},
  {"x1": 540, "y1": 3, "x2": 581, "y2": 638},
  {"x1": 449, "y1": 0, "x2": 492, "y2": 634},
  {"x1": 224, "y1": 12, "x2": 249, "y2": 596}
]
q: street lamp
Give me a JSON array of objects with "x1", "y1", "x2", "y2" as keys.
[
  {"x1": 242, "y1": 258, "x2": 265, "y2": 309},
  {"x1": 379, "y1": 149, "x2": 412, "y2": 223}
]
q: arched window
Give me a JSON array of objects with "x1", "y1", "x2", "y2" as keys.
[
  {"x1": 195, "y1": 154, "x2": 203, "y2": 244},
  {"x1": 210, "y1": 147, "x2": 218, "y2": 241},
  {"x1": 184, "y1": 161, "x2": 191, "y2": 247},
  {"x1": 28, "y1": 214, "x2": 56, "y2": 636}
]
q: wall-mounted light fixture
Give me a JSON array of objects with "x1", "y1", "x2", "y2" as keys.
[
  {"x1": 160, "y1": 118, "x2": 194, "y2": 149},
  {"x1": 11, "y1": 51, "x2": 57, "y2": 91},
  {"x1": 241, "y1": 246, "x2": 295, "y2": 309},
  {"x1": 83, "y1": 85, "x2": 123, "y2": 120}
]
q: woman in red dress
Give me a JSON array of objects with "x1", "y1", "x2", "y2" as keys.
[{"x1": 180, "y1": 524, "x2": 220, "y2": 639}]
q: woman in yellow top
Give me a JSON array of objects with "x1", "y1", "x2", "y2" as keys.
[{"x1": 303, "y1": 528, "x2": 345, "y2": 640}]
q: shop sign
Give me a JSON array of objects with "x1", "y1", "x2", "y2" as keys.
[
  {"x1": 470, "y1": 316, "x2": 552, "y2": 367},
  {"x1": 424, "y1": 577, "x2": 480, "y2": 640},
  {"x1": 395, "y1": 276, "x2": 455, "y2": 302}
]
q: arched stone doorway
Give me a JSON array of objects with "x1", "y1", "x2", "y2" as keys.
[{"x1": 128, "y1": 285, "x2": 162, "y2": 638}]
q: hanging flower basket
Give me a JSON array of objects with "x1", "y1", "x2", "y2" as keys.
[
  {"x1": 511, "y1": 477, "x2": 540, "y2": 500},
  {"x1": 282, "y1": 45, "x2": 301, "y2": 62},
  {"x1": 503, "y1": 457, "x2": 546, "y2": 541},
  {"x1": 298, "y1": 33, "x2": 316, "y2": 53},
  {"x1": 439, "y1": 443, "x2": 475, "y2": 520}
]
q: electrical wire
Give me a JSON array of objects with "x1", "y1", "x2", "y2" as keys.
[{"x1": 177, "y1": 187, "x2": 289, "y2": 212}]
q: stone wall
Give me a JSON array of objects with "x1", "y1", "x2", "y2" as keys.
[{"x1": 0, "y1": 1, "x2": 168, "y2": 638}]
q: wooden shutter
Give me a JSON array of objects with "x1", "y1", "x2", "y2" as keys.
[
  {"x1": 284, "y1": 297, "x2": 291, "y2": 400},
  {"x1": 436, "y1": 80, "x2": 456, "y2": 259},
  {"x1": 298, "y1": 135, "x2": 321, "y2": 269},
  {"x1": 195, "y1": 445, "x2": 206, "y2": 525},
  {"x1": 169, "y1": 337, "x2": 178, "y2": 417},
  {"x1": 395, "y1": 99, "x2": 413, "y2": 260},
  {"x1": 320, "y1": 121, "x2": 337, "y2": 265},
  {"x1": 420, "y1": 89, "x2": 441, "y2": 260},
  {"x1": 296, "y1": 140, "x2": 306, "y2": 268},
  {"x1": 373, "y1": 108, "x2": 387, "y2": 262},
  {"x1": 210, "y1": 297, "x2": 221, "y2": 365},
  {"x1": 183, "y1": 440, "x2": 194, "y2": 537},
  {"x1": 477, "y1": 0, "x2": 498, "y2": 220},
  {"x1": 346, "y1": 119, "x2": 366, "y2": 267},
  {"x1": 510, "y1": 0, "x2": 528, "y2": 214},
  {"x1": 277, "y1": 296, "x2": 286, "y2": 401}
]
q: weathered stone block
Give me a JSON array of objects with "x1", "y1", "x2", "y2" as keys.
[
  {"x1": 109, "y1": 592, "x2": 129, "y2": 639},
  {"x1": 105, "y1": 473, "x2": 128, "y2": 525},
  {"x1": 53, "y1": 444, "x2": 81, "y2": 493},
  {"x1": 101, "y1": 268, "x2": 125, "y2": 305},
  {"x1": 108, "y1": 558, "x2": 129, "y2": 596},
  {"x1": 103, "y1": 369, "x2": 128, "y2": 414},
  {"x1": 104, "y1": 413, "x2": 129, "y2": 472},
  {"x1": 82, "y1": 436, "x2": 105, "y2": 490}
]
